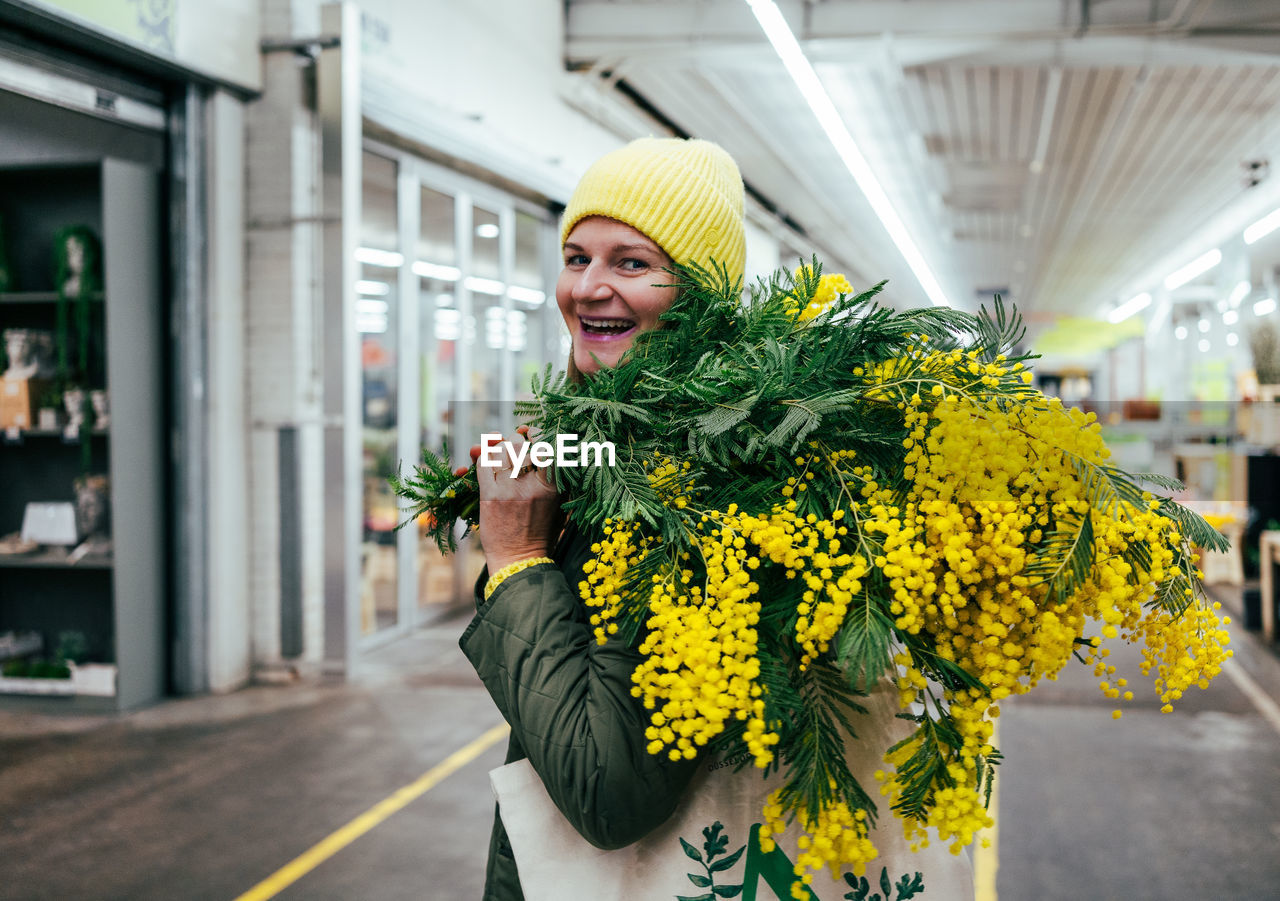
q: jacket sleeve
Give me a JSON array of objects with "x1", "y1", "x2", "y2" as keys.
[{"x1": 459, "y1": 562, "x2": 699, "y2": 851}]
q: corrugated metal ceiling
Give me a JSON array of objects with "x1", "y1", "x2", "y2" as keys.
[{"x1": 566, "y1": 0, "x2": 1280, "y2": 325}]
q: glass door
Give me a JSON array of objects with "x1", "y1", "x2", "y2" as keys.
[
  {"x1": 358, "y1": 150, "x2": 400, "y2": 636},
  {"x1": 359, "y1": 140, "x2": 563, "y2": 625},
  {"x1": 416, "y1": 183, "x2": 458, "y2": 613}
]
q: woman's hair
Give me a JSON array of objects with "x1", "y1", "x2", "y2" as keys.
[{"x1": 560, "y1": 137, "x2": 747, "y2": 383}]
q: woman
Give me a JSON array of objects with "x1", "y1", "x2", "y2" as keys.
[
  {"x1": 458, "y1": 137, "x2": 747, "y2": 900},
  {"x1": 458, "y1": 138, "x2": 972, "y2": 900}
]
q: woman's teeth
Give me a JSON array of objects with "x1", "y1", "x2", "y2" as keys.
[{"x1": 581, "y1": 317, "x2": 635, "y2": 335}]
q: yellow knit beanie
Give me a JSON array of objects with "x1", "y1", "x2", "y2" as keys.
[{"x1": 560, "y1": 137, "x2": 746, "y2": 286}]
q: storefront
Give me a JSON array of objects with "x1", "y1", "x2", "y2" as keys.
[
  {"x1": 1, "y1": 0, "x2": 800, "y2": 696},
  {"x1": 0, "y1": 1, "x2": 256, "y2": 706}
]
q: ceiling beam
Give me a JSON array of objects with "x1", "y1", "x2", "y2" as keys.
[{"x1": 566, "y1": 0, "x2": 1280, "y2": 68}]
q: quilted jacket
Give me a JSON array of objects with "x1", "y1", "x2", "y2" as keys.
[{"x1": 459, "y1": 519, "x2": 700, "y2": 900}]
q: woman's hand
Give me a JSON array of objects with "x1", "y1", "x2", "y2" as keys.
[{"x1": 458, "y1": 430, "x2": 562, "y2": 573}]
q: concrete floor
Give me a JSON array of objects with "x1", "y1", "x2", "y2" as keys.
[{"x1": 2, "y1": 588, "x2": 1279, "y2": 901}]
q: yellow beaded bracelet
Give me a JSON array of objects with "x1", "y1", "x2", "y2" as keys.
[{"x1": 484, "y1": 556, "x2": 555, "y2": 601}]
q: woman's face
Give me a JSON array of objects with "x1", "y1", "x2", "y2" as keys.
[{"x1": 557, "y1": 216, "x2": 678, "y2": 376}]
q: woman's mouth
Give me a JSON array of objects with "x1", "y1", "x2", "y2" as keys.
[{"x1": 579, "y1": 316, "x2": 637, "y2": 340}]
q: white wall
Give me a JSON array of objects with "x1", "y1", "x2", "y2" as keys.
[{"x1": 356, "y1": 0, "x2": 621, "y2": 202}]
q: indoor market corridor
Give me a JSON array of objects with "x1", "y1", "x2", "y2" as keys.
[{"x1": 3, "y1": 586, "x2": 1279, "y2": 901}]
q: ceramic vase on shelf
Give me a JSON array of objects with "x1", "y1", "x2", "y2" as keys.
[
  {"x1": 62, "y1": 387, "x2": 86, "y2": 439},
  {"x1": 73, "y1": 474, "x2": 110, "y2": 540}
]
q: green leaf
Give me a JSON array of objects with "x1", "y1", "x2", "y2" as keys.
[
  {"x1": 895, "y1": 871, "x2": 926, "y2": 899},
  {"x1": 681, "y1": 837, "x2": 704, "y2": 863},
  {"x1": 688, "y1": 873, "x2": 712, "y2": 887},
  {"x1": 1025, "y1": 513, "x2": 1095, "y2": 606},
  {"x1": 677, "y1": 895, "x2": 715, "y2": 901},
  {"x1": 837, "y1": 594, "x2": 894, "y2": 691},
  {"x1": 713, "y1": 886, "x2": 744, "y2": 898},
  {"x1": 880, "y1": 866, "x2": 892, "y2": 899},
  {"x1": 1157, "y1": 498, "x2": 1230, "y2": 553},
  {"x1": 708, "y1": 845, "x2": 746, "y2": 872}
]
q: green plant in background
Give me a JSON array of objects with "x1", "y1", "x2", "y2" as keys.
[
  {"x1": 55, "y1": 630, "x2": 89, "y2": 665},
  {"x1": 52, "y1": 225, "x2": 103, "y2": 385},
  {"x1": 1, "y1": 658, "x2": 71, "y2": 679}
]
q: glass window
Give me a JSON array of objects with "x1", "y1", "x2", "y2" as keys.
[
  {"x1": 359, "y1": 150, "x2": 399, "y2": 635},
  {"x1": 468, "y1": 204, "x2": 505, "y2": 436},
  {"x1": 512, "y1": 210, "x2": 554, "y2": 397},
  {"x1": 417, "y1": 183, "x2": 457, "y2": 612}
]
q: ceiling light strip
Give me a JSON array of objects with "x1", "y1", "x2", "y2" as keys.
[
  {"x1": 744, "y1": 0, "x2": 950, "y2": 307},
  {"x1": 1163, "y1": 248, "x2": 1221, "y2": 291},
  {"x1": 1107, "y1": 292, "x2": 1150, "y2": 323},
  {"x1": 1244, "y1": 207, "x2": 1280, "y2": 245}
]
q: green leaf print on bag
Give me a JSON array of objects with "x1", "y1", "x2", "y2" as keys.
[
  {"x1": 680, "y1": 821, "x2": 906, "y2": 900},
  {"x1": 678, "y1": 821, "x2": 746, "y2": 900},
  {"x1": 842, "y1": 866, "x2": 925, "y2": 900}
]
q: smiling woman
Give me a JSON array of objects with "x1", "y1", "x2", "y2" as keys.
[
  {"x1": 554, "y1": 136, "x2": 746, "y2": 380},
  {"x1": 556, "y1": 217, "x2": 679, "y2": 375}
]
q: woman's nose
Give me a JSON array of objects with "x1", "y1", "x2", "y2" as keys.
[{"x1": 570, "y1": 261, "x2": 613, "y2": 302}]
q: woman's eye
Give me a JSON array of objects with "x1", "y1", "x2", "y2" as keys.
[
  {"x1": 565, "y1": 253, "x2": 589, "y2": 266},
  {"x1": 619, "y1": 258, "x2": 648, "y2": 271}
]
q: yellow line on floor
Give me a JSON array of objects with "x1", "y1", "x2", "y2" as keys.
[
  {"x1": 233, "y1": 721, "x2": 510, "y2": 901},
  {"x1": 1221, "y1": 656, "x2": 1280, "y2": 738},
  {"x1": 972, "y1": 717, "x2": 999, "y2": 901}
]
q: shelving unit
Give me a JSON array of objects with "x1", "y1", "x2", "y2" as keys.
[
  {"x1": 0, "y1": 159, "x2": 163, "y2": 712},
  {"x1": 0, "y1": 291, "x2": 104, "y2": 304}
]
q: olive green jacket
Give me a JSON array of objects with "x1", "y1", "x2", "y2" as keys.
[{"x1": 459, "y1": 521, "x2": 700, "y2": 900}]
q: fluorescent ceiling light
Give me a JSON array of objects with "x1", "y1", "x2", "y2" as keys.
[
  {"x1": 1164, "y1": 249, "x2": 1222, "y2": 291},
  {"x1": 1197, "y1": 317, "x2": 1210, "y2": 333},
  {"x1": 1223, "y1": 309, "x2": 1239, "y2": 326},
  {"x1": 434, "y1": 308, "x2": 460, "y2": 341},
  {"x1": 1244, "y1": 207, "x2": 1280, "y2": 245},
  {"x1": 355, "y1": 247, "x2": 404, "y2": 268},
  {"x1": 475, "y1": 223, "x2": 500, "y2": 239},
  {"x1": 507, "y1": 285, "x2": 547, "y2": 305},
  {"x1": 1228, "y1": 280, "x2": 1251, "y2": 308},
  {"x1": 356, "y1": 280, "x2": 390, "y2": 296},
  {"x1": 356, "y1": 298, "x2": 388, "y2": 314},
  {"x1": 1227, "y1": 332, "x2": 1239, "y2": 346},
  {"x1": 413, "y1": 260, "x2": 461, "y2": 281},
  {"x1": 1197, "y1": 338, "x2": 1210, "y2": 353},
  {"x1": 356, "y1": 313, "x2": 388, "y2": 334},
  {"x1": 1174, "y1": 325, "x2": 1188, "y2": 340},
  {"x1": 465, "y1": 276, "x2": 506, "y2": 295},
  {"x1": 744, "y1": 0, "x2": 950, "y2": 307},
  {"x1": 1107, "y1": 292, "x2": 1151, "y2": 323},
  {"x1": 1255, "y1": 296, "x2": 1278, "y2": 316},
  {"x1": 436, "y1": 293, "x2": 454, "y2": 307}
]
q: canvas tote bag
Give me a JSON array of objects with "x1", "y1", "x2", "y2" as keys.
[{"x1": 490, "y1": 682, "x2": 975, "y2": 901}]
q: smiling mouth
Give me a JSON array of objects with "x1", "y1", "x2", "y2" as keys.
[{"x1": 579, "y1": 316, "x2": 637, "y2": 338}]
